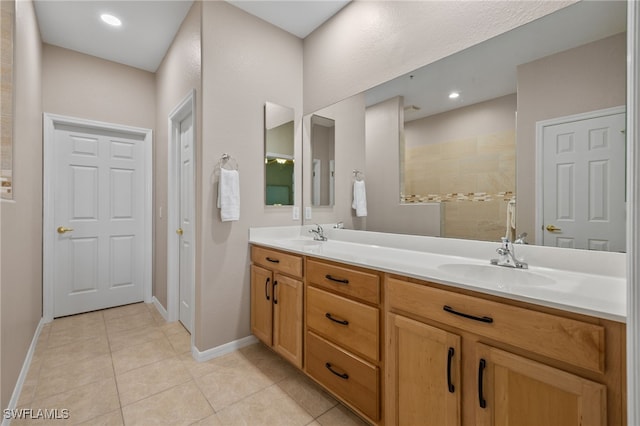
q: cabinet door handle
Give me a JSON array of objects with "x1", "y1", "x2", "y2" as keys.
[
  {"x1": 325, "y1": 362, "x2": 349, "y2": 380},
  {"x1": 273, "y1": 280, "x2": 278, "y2": 305},
  {"x1": 325, "y1": 274, "x2": 349, "y2": 284},
  {"x1": 478, "y1": 358, "x2": 487, "y2": 409},
  {"x1": 266, "y1": 257, "x2": 280, "y2": 263},
  {"x1": 447, "y1": 347, "x2": 455, "y2": 393},
  {"x1": 264, "y1": 277, "x2": 270, "y2": 301},
  {"x1": 325, "y1": 312, "x2": 349, "y2": 326},
  {"x1": 443, "y1": 305, "x2": 493, "y2": 324}
]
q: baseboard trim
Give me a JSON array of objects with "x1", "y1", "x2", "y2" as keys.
[
  {"x1": 2, "y1": 318, "x2": 46, "y2": 426},
  {"x1": 192, "y1": 335, "x2": 259, "y2": 362},
  {"x1": 151, "y1": 296, "x2": 168, "y2": 321}
]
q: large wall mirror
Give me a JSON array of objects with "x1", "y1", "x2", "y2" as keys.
[
  {"x1": 302, "y1": 1, "x2": 627, "y2": 252},
  {"x1": 264, "y1": 101, "x2": 295, "y2": 206},
  {"x1": 1, "y1": 0, "x2": 14, "y2": 199}
]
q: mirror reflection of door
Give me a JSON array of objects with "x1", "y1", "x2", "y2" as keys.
[
  {"x1": 539, "y1": 107, "x2": 626, "y2": 252},
  {"x1": 264, "y1": 102, "x2": 295, "y2": 206},
  {"x1": 310, "y1": 114, "x2": 335, "y2": 206}
]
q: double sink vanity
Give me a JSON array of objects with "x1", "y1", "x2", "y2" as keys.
[{"x1": 249, "y1": 225, "x2": 626, "y2": 426}]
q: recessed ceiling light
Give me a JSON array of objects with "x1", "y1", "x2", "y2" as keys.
[
  {"x1": 100, "y1": 14, "x2": 122, "y2": 27},
  {"x1": 449, "y1": 92, "x2": 460, "y2": 99}
]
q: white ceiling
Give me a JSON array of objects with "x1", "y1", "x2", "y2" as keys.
[{"x1": 33, "y1": 0, "x2": 350, "y2": 72}]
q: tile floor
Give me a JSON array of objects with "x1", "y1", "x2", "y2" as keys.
[{"x1": 14, "y1": 302, "x2": 369, "y2": 425}]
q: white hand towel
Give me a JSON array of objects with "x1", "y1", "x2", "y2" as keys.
[
  {"x1": 217, "y1": 168, "x2": 240, "y2": 222},
  {"x1": 352, "y1": 180, "x2": 367, "y2": 217}
]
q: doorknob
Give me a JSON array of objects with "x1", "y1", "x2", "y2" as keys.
[
  {"x1": 176, "y1": 228, "x2": 183, "y2": 236},
  {"x1": 57, "y1": 226, "x2": 74, "y2": 234},
  {"x1": 546, "y1": 224, "x2": 562, "y2": 232}
]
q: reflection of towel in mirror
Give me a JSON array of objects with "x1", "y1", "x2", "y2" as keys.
[
  {"x1": 217, "y1": 168, "x2": 240, "y2": 222},
  {"x1": 352, "y1": 180, "x2": 367, "y2": 217},
  {"x1": 505, "y1": 198, "x2": 516, "y2": 240}
]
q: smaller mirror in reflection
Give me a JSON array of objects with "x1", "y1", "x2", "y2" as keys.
[
  {"x1": 265, "y1": 102, "x2": 295, "y2": 206},
  {"x1": 310, "y1": 114, "x2": 335, "y2": 206}
]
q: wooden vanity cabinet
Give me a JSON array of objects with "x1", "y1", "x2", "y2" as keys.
[
  {"x1": 250, "y1": 246, "x2": 303, "y2": 368},
  {"x1": 305, "y1": 258, "x2": 383, "y2": 424},
  {"x1": 386, "y1": 276, "x2": 625, "y2": 426}
]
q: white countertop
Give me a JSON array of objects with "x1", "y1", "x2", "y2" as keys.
[{"x1": 249, "y1": 225, "x2": 627, "y2": 323}]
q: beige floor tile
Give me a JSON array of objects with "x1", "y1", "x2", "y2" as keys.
[
  {"x1": 277, "y1": 372, "x2": 338, "y2": 418},
  {"x1": 178, "y1": 353, "x2": 221, "y2": 379},
  {"x1": 116, "y1": 357, "x2": 192, "y2": 406},
  {"x1": 315, "y1": 404, "x2": 370, "y2": 426},
  {"x1": 122, "y1": 382, "x2": 213, "y2": 426},
  {"x1": 103, "y1": 302, "x2": 150, "y2": 321},
  {"x1": 29, "y1": 377, "x2": 120, "y2": 425},
  {"x1": 77, "y1": 409, "x2": 124, "y2": 425},
  {"x1": 161, "y1": 321, "x2": 188, "y2": 337},
  {"x1": 166, "y1": 329, "x2": 191, "y2": 354},
  {"x1": 239, "y1": 342, "x2": 298, "y2": 382},
  {"x1": 105, "y1": 310, "x2": 155, "y2": 334},
  {"x1": 47, "y1": 322, "x2": 108, "y2": 349},
  {"x1": 190, "y1": 413, "x2": 223, "y2": 426},
  {"x1": 34, "y1": 353, "x2": 114, "y2": 400},
  {"x1": 111, "y1": 336, "x2": 176, "y2": 375},
  {"x1": 195, "y1": 356, "x2": 275, "y2": 411},
  {"x1": 147, "y1": 304, "x2": 167, "y2": 325},
  {"x1": 215, "y1": 384, "x2": 313, "y2": 426},
  {"x1": 41, "y1": 335, "x2": 110, "y2": 370},
  {"x1": 50, "y1": 310, "x2": 105, "y2": 333},
  {"x1": 107, "y1": 324, "x2": 165, "y2": 353}
]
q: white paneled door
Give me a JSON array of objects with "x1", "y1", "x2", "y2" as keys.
[
  {"x1": 178, "y1": 112, "x2": 194, "y2": 333},
  {"x1": 52, "y1": 122, "x2": 148, "y2": 317},
  {"x1": 542, "y1": 109, "x2": 626, "y2": 251}
]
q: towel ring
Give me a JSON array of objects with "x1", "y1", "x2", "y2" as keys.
[{"x1": 353, "y1": 170, "x2": 364, "y2": 181}]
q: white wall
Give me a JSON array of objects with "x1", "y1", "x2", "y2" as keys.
[
  {"x1": 1, "y1": 0, "x2": 42, "y2": 408},
  {"x1": 303, "y1": 94, "x2": 366, "y2": 230},
  {"x1": 516, "y1": 32, "x2": 626, "y2": 240},
  {"x1": 303, "y1": 0, "x2": 574, "y2": 114},
  {"x1": 154, "y1": 1, "x2": 202, "y2": 311},
  {"x1": 199, "y1": 1, "x2": 303, "y2": 350},
  {"x1": 366, "y1": 97, "x2": 441, "y2": 236}
]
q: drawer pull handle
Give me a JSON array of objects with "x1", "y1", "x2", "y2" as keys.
[
  {"x1": 447, "y1": 347, "x2": 455, "y2": 393},
  {"x1": 478, "y1": 359, "x2": 487, "y2": 409},
  {"x1": 325, "y1": 362, "x2": 349, "y2": 380},
  {"x1": 266, "y1": 257, "x2": 280, "y2": 264},
  {"x1": 264, "y1": 277, "x2": 270, "y2": 301},
  {"x1": 325, "y1": 274, "x2": 349, "y2": 284},
  {"x1": 325, "y1": 313, "x2": 349, "y2": 326},
  {"x1": 443, "y1": 305, "x2": 493, "y2": 324},
  {"x1": 273, "y1": 281, "x2": 278, "y2": 305}
]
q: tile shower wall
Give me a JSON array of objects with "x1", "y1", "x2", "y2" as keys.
[{"x1": 403, "y1": 94, "x2": 516, "y2": 242}]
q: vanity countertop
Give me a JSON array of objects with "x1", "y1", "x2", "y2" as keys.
[{"x1": 249, "y1": 226, "x2": 627, "y2": 323}]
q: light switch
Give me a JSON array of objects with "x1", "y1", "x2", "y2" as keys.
[
  {"x1": 292, "y1": 206, "x2": 300, "y2": 220},
  {"x1": 305, "y1": 207, "x2": 312, "y2": 220}
]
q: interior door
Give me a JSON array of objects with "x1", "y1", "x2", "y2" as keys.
[
  {"x1": 178, "y1": 112, "x2": 194, "y2": 333},
  {"x1": 53, "y1": 124, "x2": 145, "y2": 317},
  {"x1": 542, "y1": 111, "x2": 626, "y2": 251}
]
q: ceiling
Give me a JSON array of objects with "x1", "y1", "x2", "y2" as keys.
[{"x1": 33, "y1": 0, "x2": 350, "y2": 73}]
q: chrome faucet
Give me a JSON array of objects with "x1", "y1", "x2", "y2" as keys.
[
  {"x1": 309, "y1": 224, "x2": 327, "y2": 241},
  {"x1": 491, "y1": 237, "x2": 528, "y2": 269},
  {"x1": 514, "y1": 232, "x2": 528, "y2": 245}
]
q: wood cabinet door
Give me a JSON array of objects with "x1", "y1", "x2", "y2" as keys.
[
  {"x1": 475, "y1": 343, "x2": 606, "y2": 426},
  {"x1": 386, "y1": 313, "x2": 461, "y2": 426},
  {"x1": 273, "y1": 273, "x2": 303, "y2": 368},
  {"x1": 251, "y1": 264, "x2": 273, "y2": 346}
]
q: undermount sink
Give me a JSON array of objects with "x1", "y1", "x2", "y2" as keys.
[{"x1": 437, "y1": 263, "x2": 556, "y2": 287}]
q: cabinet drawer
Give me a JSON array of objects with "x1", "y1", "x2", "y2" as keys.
[
  {"x1": 387, "y1": 277, "x2": 605, "y2": 374},
  {"x1": 307, "y1": 286, "x2": 379, "y2": 361},
  {"x1": 306, "y1": 331, "x2": 379, "y2": 421},
  {"x1": 251, "y1": 245, "x2": 303, "y2": 278},
  {"x1": 307, "y1": 258, "x2": 380, "y2": 304}
]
